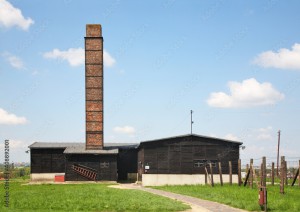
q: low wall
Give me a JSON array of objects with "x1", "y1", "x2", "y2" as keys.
[
  {"x1": 142, "y1": 174, "x2": 238, "y2": 186},
  {"x1": 31, "y1": 173, "x2": 65, "y2": 182}
]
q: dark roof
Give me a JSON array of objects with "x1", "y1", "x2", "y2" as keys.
[
  {"x1": 28, "y1": 133, "x2": 242, "y2": 152},
  {"x1": 28, "y1": 142, "x2": 80, "y2": 149},
  {"x1": 140, "y1": 133, "x2": 243, "y2": 145},
  {"x1": 64, "y1": 144, "x2": 118, "y2": 154},
  {"x1": 28, "y1": 142, "x2": 139, "y2": 149}
]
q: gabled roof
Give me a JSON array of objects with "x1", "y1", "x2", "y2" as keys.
[{"x1": 140, "y1": 133, "x2": 243, "y2": 145}]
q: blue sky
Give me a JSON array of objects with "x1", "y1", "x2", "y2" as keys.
[{"x1": 0, "y1": 0, "x2": 300, "y2": 163}]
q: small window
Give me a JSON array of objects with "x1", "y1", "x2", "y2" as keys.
[
  {"x1": 100, "y1": 162, "x2": 109, "y2": 168},
  {"x1": 194, "y1": 159, "x2": 206, "y2": 168},
  {"x1": 194, "y1": 159, "x2": 217, "y2": 168},
  {"x1": 206, "y1": 160, "x2": 217, "y2": 167}
]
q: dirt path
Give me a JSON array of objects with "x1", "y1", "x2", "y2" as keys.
[{"x1": 110, "y1": 184, "x2": 247, "y2": 212}]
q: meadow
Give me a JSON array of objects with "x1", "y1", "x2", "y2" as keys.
[
  {"x1": 155, "y1": 183, "x2": 300, "y2": 211},
  {"x1": 0, "y1": 180, "x2": 189, "y2": 212}
]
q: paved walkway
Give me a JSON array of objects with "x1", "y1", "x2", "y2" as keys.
[{"x1": 116, "y1": 184, "x2": 247, "y2": 212}]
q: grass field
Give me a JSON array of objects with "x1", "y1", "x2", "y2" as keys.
[
  {"x1": 154, "y1": 183, "x2": 300, "y2": 211},
  {"x1": 0, "y1": 180, "x2": 190, "y2": 211}
]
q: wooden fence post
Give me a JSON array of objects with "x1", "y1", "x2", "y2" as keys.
[
  {"x1": 250, "y1": 159, "x2": 253, "y2": 188},
  {"x1": 210, "y1": 163, "x2": 214, "y2": 187},
  {"x1": 246, "y1": 164, "x2": 249, "y2": 186},
  {"x1": 219, "y1": 162, "x2": 223, "y2": 186},
  {"x1": 229, "y1": 161, "x2": 232, "y2": 185},
  {"x1": 263, "y1": 157, "x2": 266, "y2": 187},
  {"x1": 291, "y1": 168, "x2": 299, "y2": 186},
  {"x1": 271, "y1": 162, "x2": 275, "y2": 186},
  {"x1": 238, "y1": 159, "x2": 241, "y2": 186},
  {"x1": 285, "y1": 161, "x2": 288, "y2": 185},
  {"x1": 281, "y1": 156, "x2": 285, "y2": 179},
  {"x1": 205, "y1": 167, "x2": 210, "y2": 186},
  {"x1": 280, "y1": 157, "x2": 285, "y2": 194},
  {"x1": 260, "y1": 163, "x2": 263, "y2": 186}
]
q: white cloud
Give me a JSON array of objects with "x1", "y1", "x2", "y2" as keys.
[
  {"x1": 43, "y1": 48, "x2": 116, "y2": 67},
  {"x1": 253, "y1": 43, "x2": 300, "y2": 70},
  {"x1": 207, "y1": 78, "x2": 284, "y2": 108},
  {"x1": 113, "y1": 126, "x2": 136, "y2": 134},
  {"x1": 0, "y1": 108, "x2": 27, "y2": 125},
  {"x1": 2, "y1": 52, "x2": 24, "y2": 69},
  {"x1": 224, "y1": 133, "x2": 240, "y2": 141},
  {"x1": 103, "y1": 50, "x2": 116, "y2": 67},
  {"x1": 256, "y1": 126, "x2": 273, "y2": 141},
  {"x1": 0, "y1": 0, "x2": 34, "y2": 30},
  {"x1": 43, "y1": 48, "x2": 84, "y2": 67}
]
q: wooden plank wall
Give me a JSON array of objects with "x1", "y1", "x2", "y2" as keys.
[
  {"x1": 31, "y1": 148, "x2": 65, "y2": 173},
  {"x1": 65, "y1": 154, "x2": 117, "y2": 181},
  {"x1": 139, "y1": 136, "x2": 240, "y2": 175}
]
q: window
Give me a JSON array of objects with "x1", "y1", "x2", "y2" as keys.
[
  {"x1": 100, "y1": 162, "x2": 109, "y2": 168},
  {"x1": 206, "y1": 160, "x2": 217, "y2": 167},
  {"x1": 194, "y1": 159, "x2": 218, "y2": 168},
  {"x1": 194, "y1": 159, "x2": 205, "y2": 168}
]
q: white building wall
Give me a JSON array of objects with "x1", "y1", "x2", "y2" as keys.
[{"x1": 142, "y1": 174, "x2": 238, "y2": 186}]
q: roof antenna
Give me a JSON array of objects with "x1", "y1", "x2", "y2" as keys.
[{"x1": 190, "y1": 110, "x2": 194, "y2": 134}]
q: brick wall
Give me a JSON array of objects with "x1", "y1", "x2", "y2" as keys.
[{"x1": 85, "y1": 24, "x2": 103, "y2": 149}]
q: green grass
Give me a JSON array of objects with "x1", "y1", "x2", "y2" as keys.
[
  {"x1": 154, "y1": 184, "x2": 300, "y2": 211},
  {"x1": 0, "y1": 180, "x2": 189, "y2": 211}
]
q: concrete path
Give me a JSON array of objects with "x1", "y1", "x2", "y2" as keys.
[{"x1": 116, "y1": 184, "x2": 247, "y2": 212}]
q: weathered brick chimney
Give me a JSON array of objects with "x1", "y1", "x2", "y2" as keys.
[{"x1": 85, "y1": 24, "x2": 103, "y2": 150}]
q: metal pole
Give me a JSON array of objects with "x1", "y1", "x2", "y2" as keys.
[
  {"x1": 277, "y1": 130, "x2": 281, "y2": 176},
  {"x1": 190, "y1": 110, "x2": 193, "y2": 134}
]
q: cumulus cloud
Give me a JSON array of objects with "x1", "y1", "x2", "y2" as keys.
[
  {"x1": 224, "y1": 133, "x2": 240, "y2": 141},
  {"x1": 113, "y1": 126, "x2": 136, "y2": 134},
  {"x1": 43, "y1": 48, "x2": 116, "y2": 67},
  {"x1": 253, "y1": 43, "x2": 300, "y2": 70},
  {"x1": 256, "y1": 126, "x2": 273, "y2": 141},
  {"x1": 43, "y1": 48, "x2": 84, "y2": 67},
  {"x1": 0, "y1": 0, "x2": 34, "y2": 30},
  {"x1": 207, "y1": 78, "x2": 284, "y2": 108},
  {"x1": 0, "y1": 108, "x2": 27, "y2": 125},
  {"x1": 2, "y1": 52, "x2": 24, "y2": 69},
  {"x1": 103, "y1": 50, "x2": 116, "y2": 67}
]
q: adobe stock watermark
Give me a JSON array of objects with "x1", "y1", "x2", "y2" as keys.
[{"x1": 4, "y1": 140, "x2": 10, "y2": 207}]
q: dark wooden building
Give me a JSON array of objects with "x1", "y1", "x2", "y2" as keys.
[
  {"x1": 28, "y1": 24, "x2": 243, "y2": 184},
  {"x1": 138, "y1": 134, "x2": 242, "y2": 179},
  {"x1": 29, "y1": 142, "x2": 138, "y2": 181}
]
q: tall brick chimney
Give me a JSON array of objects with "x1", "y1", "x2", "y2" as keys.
[{"x1": 85, "y1": 24, "x2": 103, "y2": 150}]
